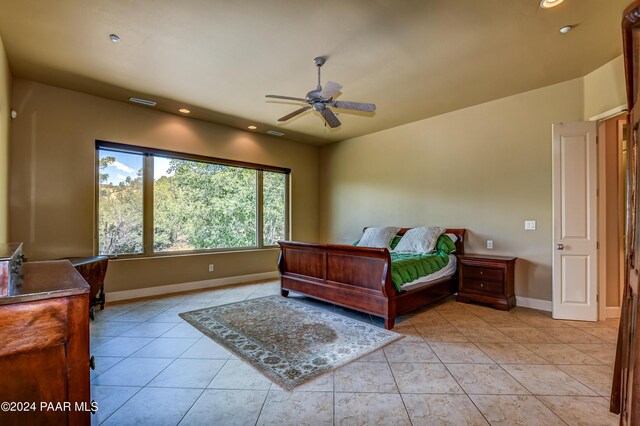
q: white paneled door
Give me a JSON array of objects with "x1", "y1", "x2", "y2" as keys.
[{"x1": 552, "y1": 122, "x2": 598, "y2": 321}]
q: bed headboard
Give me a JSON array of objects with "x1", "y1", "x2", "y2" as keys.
[
  {"x1": 367, "y1": 227, "x2": 466, "y2": 255},
  {"x1": 444, "y1": 228, "x2": 465, "y2": 255}
]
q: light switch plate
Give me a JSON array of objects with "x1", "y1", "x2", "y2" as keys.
[
  {"x1": 524, "y1": 220, "x2": 536, "y2": 230},
  {"x1": 487, "y1": 240, "x2": 494, "y2": 249}
]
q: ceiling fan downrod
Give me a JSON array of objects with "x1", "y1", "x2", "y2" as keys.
[{"x1": 314, "y1": 56, "x2": 326, "y2": 91}]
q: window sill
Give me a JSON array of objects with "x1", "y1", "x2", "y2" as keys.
[{"x1": 106, "y1": 246, "x2": 280, "y2": 262}]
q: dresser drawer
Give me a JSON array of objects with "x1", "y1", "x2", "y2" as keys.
[
  {"x1": 0, "y1": 298, "x2": 67, "y2": 357},
  {"x1": 461, "y1": 265, "x2": 503, "y2": 282},
  {"x1": 462, "y1": 278, "x2": 504, "y2": 295}
]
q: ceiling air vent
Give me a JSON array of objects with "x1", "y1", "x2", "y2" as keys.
[
  {"x1": 266, "y1": 130, "x2": 285, "y2": 137},
  {"x1": 128, "y1": 97, "x2": 157, "y2": 107}
]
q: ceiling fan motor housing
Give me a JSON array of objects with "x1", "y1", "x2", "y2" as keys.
[
  {"x1": 306, "y1": 89, "x2": 322, "y2": 101},
  {"x1": 313, "y1": 56, "x2": 326, "y2": 67}
]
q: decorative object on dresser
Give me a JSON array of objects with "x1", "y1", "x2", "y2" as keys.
[
  {"x1": 278, "y1": 228, "x2": 465, "y2": 329},
  {"x1": 0, "y1": 243, "x2": 24, "y2": 297},
  {"x1": 456, "y1": 254, "x2": 517, "y2": 310},
  {"x1": 0, "y1": 253, "x2": 92, "y2": 425},
  {"x1": 66, "y1": 256, "x2": 108, "y2": 320},
  {"x1": 180, "y1": 295, "x2": 402, "y2": 391}
]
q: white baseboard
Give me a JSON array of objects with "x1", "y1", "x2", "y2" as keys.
[
  {"x1": 605, "y1": 306, "x2": 621, "y2": 319},
  {"x1": 106, "y1": 271, "x2": 280, "y2": 302},
  {"x1": 516, "y1": 296, "x2": 552, "y2": 312}
]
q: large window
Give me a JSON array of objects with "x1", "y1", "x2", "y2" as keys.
[
  {"x1": 98, "y1": 150, "x2": 144, "y2": 255},
  {"x1": 96, "y1": 141, "x2": 289, "y2": 256},
  {"x1": 262, "y1": 171, "x2": 286, "y2": 246}
]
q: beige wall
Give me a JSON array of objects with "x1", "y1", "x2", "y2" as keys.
[
  {"x1": 319, "y1": 79, "x2": 584, "y2": 301},
  {"x1": 0, "y1": 36, "x2": 11, "y2": 243},
  {"x1": 6, "y1": 55, "x2": 626, "y2": 299},
  {"x1": 9, "y1": 79, "x2": 319, "y2": 292},
  {"x1": 583, "y1": 55, "x2": 626, "y2": 120}
]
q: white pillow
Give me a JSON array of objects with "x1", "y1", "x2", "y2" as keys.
[
  {"x1": 445, "y1": 233, "x2": 458, "y2": 243},
  {"x1": 393, "y1": 226, "x2": 446, "y2": 254},
  {"x1": 356, "y1": 227, "x2": 400, "y2": 248}
]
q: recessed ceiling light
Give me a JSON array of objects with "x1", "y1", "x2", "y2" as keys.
[
  {"x1": 109, "y1": 34, "x2": 120, "y2": 43},
  {"x1": 178, "y1": 108, "x2": 191, "y2": 114},
  {"x1": 247, "y1": 125, "x2": 257, "y2": 130},
  {"x1": 540, "y1": 0, "x2": 564, "y2": 9},
  {"x1": 559, "y1": 25, "x2": 573, "y2": 33}
]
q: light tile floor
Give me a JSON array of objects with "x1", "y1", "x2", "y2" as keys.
[{"x1": 90, "y1": 280, "x2": 620, "y2": 425}]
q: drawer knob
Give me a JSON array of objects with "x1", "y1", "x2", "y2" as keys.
[
  {"x1": 480, "y1": 271, "x2": 484, "y2": 276},
  {"x1": 90, "y1": 356, "x2": 96, "y2": 370},
  {"x1": 480, "y1": 283, "x2": 484, "y2": 288}
]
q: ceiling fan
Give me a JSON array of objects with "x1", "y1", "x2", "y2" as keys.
[{"x1": 266, "y1": 57, "x2": 376, "y2": 128}]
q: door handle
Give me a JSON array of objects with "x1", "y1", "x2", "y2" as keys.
[{"x1": 556, "y1": 243, "x2": 564, "y2": 250}]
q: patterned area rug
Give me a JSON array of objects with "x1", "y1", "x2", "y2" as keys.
[{"x1": 179, "y1": 295, "x2": 403, "y2": 390}]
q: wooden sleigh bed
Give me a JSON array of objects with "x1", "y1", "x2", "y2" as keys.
[{"x1": 277, "y1": 228, "x2": 465, "y2": 329}]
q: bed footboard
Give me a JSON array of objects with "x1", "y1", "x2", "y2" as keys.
[{"x1": 277, "y1": 241, "x2": 398, "y2": 324}]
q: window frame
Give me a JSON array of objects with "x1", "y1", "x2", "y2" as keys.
[{"x1": 95, "y1": 140, "x2": 290, "y2": 258}]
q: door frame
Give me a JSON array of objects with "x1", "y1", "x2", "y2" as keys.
[
  {"x1": 596, "y1": 110, "x2": 628, "y2": 320},
  {"x1": 598, "y1": 121, "x2": 607, "y2": 321}
]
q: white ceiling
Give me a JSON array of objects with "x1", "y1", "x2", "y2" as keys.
[{"x1": 0, "y1": 0, "x2": 629, "y2": 145}]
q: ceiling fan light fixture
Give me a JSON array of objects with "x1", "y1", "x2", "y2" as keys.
[{"x1": 540, "y1": 0, "x2": 564, "y2": 9}]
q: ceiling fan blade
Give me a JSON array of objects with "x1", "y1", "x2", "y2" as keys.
[
  {"x1": 320, "y1": 108, "x2": 341, "y2": 128},
  {"x1": 277, "y1": 106, "x2": 311, "y2": 122},
  {"x1": 266, "y1": 95, "x2": 307, "y2": 102},
  {"x1": 319, "y1": 81, "x2": 342, "y2": 99},
  {"x1": 332, "y1": 100, "x2": 376, "y2": 112}
]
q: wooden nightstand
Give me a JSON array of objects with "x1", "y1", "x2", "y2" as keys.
[{"x1": 456, "y1": 254, "x2": 517, "y2": 311}]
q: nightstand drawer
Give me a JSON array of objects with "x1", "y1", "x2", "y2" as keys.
[
  {"x1": 462, "y1": 278, "x2": 504, "y2": 295},
  {"x1": 461, "y1": 265, "x2": 503, "y2": 282}
]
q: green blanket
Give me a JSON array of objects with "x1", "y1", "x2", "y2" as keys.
[{"x1": 390, "y1": 235, "x2": 457, "y2": 291}]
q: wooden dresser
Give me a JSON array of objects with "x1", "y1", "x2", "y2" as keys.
[
  {"x1": 456, "y1": 254, "x2": 517, "y2": 311},
  {"x1": 0, "y1": 258, "x2": 91, "y2": 425}
]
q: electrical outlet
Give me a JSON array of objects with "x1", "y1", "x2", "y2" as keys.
[
  {"x1": 525, "y1": 220, "x2": 536, "y2": 230},
  {"x1": 487, "y1": 240, "x2": 494, "y2": 249},
  {"x1": 208, "y1": 264, "x2": 214, "y2": 272}
]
